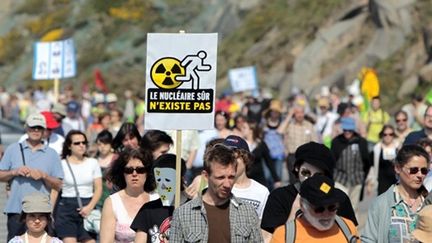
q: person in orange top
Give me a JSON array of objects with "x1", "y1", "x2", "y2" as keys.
[{"x1": 271, "y1": 175, "x2": 359, "y2": 243}]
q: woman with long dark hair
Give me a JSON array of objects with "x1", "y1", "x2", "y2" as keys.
[
  {"x1": 112, "y1": 122, "x2": 141, "y2": 153},
  {"x1": 55, "y1": 130, "x2": 102, "y2": 243},
  {"x1": 100, "y1": 148, "x2": 157, "y2": 243},
  {"x1": 365, "y1": 124, "x2": 400, "y2": 196}
]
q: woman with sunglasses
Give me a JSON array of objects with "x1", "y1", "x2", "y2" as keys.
[
  {"x1": 362, "y1": 144, "x2": 430, "y2": 243},
  {"x1": 100, "y1": 148, "x2": 157, "y2": 243},
  {"x1": 55, "y1": 130, "x2": 102, "y2": 243},
  {"x1": 365, "y1": 125, "x2": 400, "y2": 196}
]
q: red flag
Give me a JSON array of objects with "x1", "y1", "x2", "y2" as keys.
[{"x1": 94, "y1": 69, "x2": 108, "y2": 93}]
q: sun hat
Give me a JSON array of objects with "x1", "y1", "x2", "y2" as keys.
[
  {"x1": 22, "y1": 192, "x2": 51, "y2": 213},
  {"x1": 340, "y1": 117, "x2": 356, "y2": 131},
  {"x1": 294, "y1": 142, "x2": 335, "y2": 177},
  {"x1": 412, "y1": 205, "x2": 432, "y2": 242},
  {"x1": 26, "y1": 113, "x2": 46, "y2": 129}
]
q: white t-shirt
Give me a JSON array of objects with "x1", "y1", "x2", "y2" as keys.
[
  {"x1": 61, "y1": 157, "x2": 102, "y2": 198},
  {"x1": 232, "y1": 179, "x2": 270, "y2": 219},
  {"x1": 62, "y1": 117, "x2": 85, "y2": 134}
]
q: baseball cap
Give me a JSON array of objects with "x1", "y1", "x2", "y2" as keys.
[
  {"x1": 340, "y1": 117, "x2": 356, "y2": 131},
  {"x1": 294, "y1": 142, "x2": 335, "y2": 177},
  {"x1": 67, "y1": 100, "x2": 80, "y2": 113},
  {"x1": 22, "y1": 192, "x2": 51, "y2": 213},
  {"x1": 52, "y1": 103, "x2": 67, "y2": 117},
  {"x1": 26, "y1": 113, "x2": 46, "y2": 129},
  {"x1": 41, "y1": 111, "x2": 60, "y2": 129},
  {"x1": 223, "y1": 135, "x2": 250, "y2": 152},
  {"x1": 300, "y1": 174, "x2": 345, "y2": 207}
]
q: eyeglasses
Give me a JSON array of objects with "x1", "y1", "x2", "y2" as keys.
[
  {"x1": 383, "y1": 133, "x2": 394, "y2": 137},
  {"x1": 403, "y1": 166, "x2": 429, "y2": 175},
  {"x1": 396, "y1": 118, "x2": 407, "y2": 123},
  {"x1": 72, "y1": 141, "x2": 88, "y2": 146},
  {"x1": 124, "y1": 166, "x2": 146, "y2": 174},
  {"x1": 312, "y1": 204, "x2": 339, "y2": 214}
]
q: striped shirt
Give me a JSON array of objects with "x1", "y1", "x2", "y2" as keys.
[{"x1": 333, "y1": 143, "x2": 365, "y2": 186}]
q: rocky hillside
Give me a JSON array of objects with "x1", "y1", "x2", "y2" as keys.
[{"x1": 0, "y1": 0, "x2": 431, "y2": 108}]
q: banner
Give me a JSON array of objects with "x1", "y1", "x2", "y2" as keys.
[
  {"x1": 33, "y1": 38, "x2": 76, "y2": 80},
  {"x1": 228, "y1": 66, "x2": 259, "y2": 93},
  {"x1": 145, "y1": 33, "x2": 218, "y2": 130}
]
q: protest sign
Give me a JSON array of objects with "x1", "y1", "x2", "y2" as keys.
[
  {"x1": 33, "y1": 38, "x2": 76, "y2": 80},
  {"x1": 145, "y1": 33, "x2": 218, "y2": 130},
  {"x1": 228, "y1": 66, "x2": 259, "y2": 93}
]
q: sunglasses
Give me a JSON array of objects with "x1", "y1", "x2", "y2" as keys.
[
  {"x1": 396, "y1": 118, "x2": 407, "y2": 122},
  {"x1": 383, "y1": 133, "x2": 394, "y2": 137},
  {"x1": 299, "y1": 168, "x2": 323, "y2": 179},
  {"x1": 312, "y1": 204, "x2": 339, "y2": 214},
  {"x1": 403, "y1": 166, "x2": 429, "y2": 175},
  {"x1": 124, "y1": 166, "x2": 146, "y2": 174},
  {"x1": 28, "y1": 126, "x2": 45, "y2": 131},
  {"x1": 72, "y1": 141, "x2": 88, "y2": 146}
]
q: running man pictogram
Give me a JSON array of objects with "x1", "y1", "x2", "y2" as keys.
[{"x1": 175, "y1": 50, "x2": 211, "y2": 90}]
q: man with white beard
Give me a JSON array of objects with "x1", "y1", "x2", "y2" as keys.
[{"x1": 270, "y1": 175, "x2": 359, "y2": 243}]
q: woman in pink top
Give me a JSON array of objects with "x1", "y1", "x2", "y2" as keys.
[{"x1": 99, "y1": 148, "x2": 156, "y2": 243}]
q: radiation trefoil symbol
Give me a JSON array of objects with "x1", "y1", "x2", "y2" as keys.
[
  {"x1": 150, "y1": 51, "x2": 211, "y2": 90},
  {"x1": 150, "y1": 57, "x2": 185, "y2": 89}
]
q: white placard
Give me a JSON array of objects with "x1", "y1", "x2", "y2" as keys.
[
  {"x1": 228, "y1": 66, "x2": 259, "y2": 92},
  {"x1": 145, "y1": 33, "x2": 218, "y2": 130},
  {"x1": 33, "y1": 38, "x2": 76, "y2": 80}
]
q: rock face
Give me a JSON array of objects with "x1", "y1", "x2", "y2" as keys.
[
  {"x1": 291, "y1": 13, "x2": 368, "y2": 94},
  {"x1": 291, "y1": 0, "x2": 420, "y2": 97},
  {"x1": 420, "y1": 63, "x2": 432, "y2": 83},
  {"x1": 0, "y1": 0, "x2": 430, "y2": 105}
]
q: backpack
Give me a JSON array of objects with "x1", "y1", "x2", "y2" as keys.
[{"x1": 284, "y1": 214, "x2": 359, "y2": 243}]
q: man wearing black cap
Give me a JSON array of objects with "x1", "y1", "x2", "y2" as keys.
[
  {"x1": 261, "y1": 142, "x2": 357, "y2": 239},
  {"x1": 271, "y1": 175, "x2": 359, "y2": 242}
]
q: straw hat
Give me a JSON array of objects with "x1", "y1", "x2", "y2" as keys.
[
  {"x1": 263, "y1": 99, "x2": 283, "y2": 118},
  {"x1": 412, "y1": 205, "x2": 432, "y2": 242}
]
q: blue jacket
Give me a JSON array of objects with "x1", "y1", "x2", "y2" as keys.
[{"x1": 403, "y1": 129, "x2": 427, "y2": 145}]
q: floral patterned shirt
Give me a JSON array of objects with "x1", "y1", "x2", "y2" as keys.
[{"x1": 388, "y1": 186, "x2": 424, "y2": 243}]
